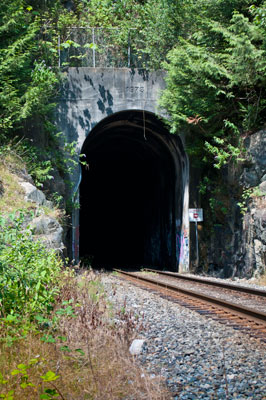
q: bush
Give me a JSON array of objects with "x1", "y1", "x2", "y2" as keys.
[
  {"x1": 0, "y1": 212, "x2": 62, "y2": 319},
  {"x1": 0, "y1": 270, "x2": 169, "y2": 399}
]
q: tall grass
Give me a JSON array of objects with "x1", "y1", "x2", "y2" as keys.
[{"x1": 0, "y1": 267, "x2": 169, "y2": 399}]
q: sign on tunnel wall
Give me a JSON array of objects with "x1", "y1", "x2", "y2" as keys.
[{"x1": 189, "y1": 208, "x2": 203, "y2": 222}]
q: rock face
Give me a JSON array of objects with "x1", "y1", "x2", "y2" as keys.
[
  {"x1": 242, "y1": 196, "x2": 266, "y2": 276},
  {"x1": 241, "y1": 129, "x2": 266, "y2": 188},
  {"x1": 19, "y1": 181, "x2": 47, "y2": 205},
  {"x1": 199, "y1": 128, "x2": 266, "y2": 278},
  {"x1": 19, "y1": 179, "x2": 64, "y2": 254},
  {"x1": 31, "y1": 215, "x2": 64, "y2": 253},
  {"x1": 239, "y1": 129, "x2": 266, "y2": 276},
  {"x1": 259, "y1": 180, "x2": 266, "y2": 193}
]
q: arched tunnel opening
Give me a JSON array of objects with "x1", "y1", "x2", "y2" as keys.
[{"x1": 79, "y1": 110, "x2": 187, "y2": 270}]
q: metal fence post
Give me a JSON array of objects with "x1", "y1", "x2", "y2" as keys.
[
  {"x1": 58, "y1": 35, "x2": 61, "y2": 68},
  {"x1": 128, "y1": 30, "x2": 131, "y2": 68},
  {"x1": 92, "y1": 28, "x2": 96, "y2": 68}
]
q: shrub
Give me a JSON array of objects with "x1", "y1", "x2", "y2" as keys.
[{"x1": 0, "y1": 212, "x2": 62, "y2": 319}]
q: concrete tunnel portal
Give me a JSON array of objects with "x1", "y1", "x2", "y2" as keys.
[{"x1": 79, "y1": 110, "x2": 189, "y2": 271}]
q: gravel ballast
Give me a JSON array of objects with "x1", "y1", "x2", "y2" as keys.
[{"x1": 102, "y1": 273, "x2": 266, "y2": 400}]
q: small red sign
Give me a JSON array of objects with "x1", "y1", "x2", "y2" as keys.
[{"x1": 189, "y1": 208, "x2": 203, "y2": 222}]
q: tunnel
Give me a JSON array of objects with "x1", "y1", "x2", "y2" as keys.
[{"x1": 79, "y1": 110, "x2": 187, "y2": 270}]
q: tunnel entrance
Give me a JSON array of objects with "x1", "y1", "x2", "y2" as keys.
[{"x1": 79, "y1": 110, "x2": 188, "y2": 270}]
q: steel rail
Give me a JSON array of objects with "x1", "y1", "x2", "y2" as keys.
[
  {"x1": 144, "y1": 268, "x2": 266, "y2": 297},
  {"x1": 114, "y1": 269, "x2": 266, "y2": 325}
]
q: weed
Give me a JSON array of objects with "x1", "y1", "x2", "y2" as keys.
[
  {"x1": 238, "y1": 186, "x2": 265, "y2": 215},
  {"x1": 0, "y1": 212, "x2": 62, "y2": 319},
  {"x1": 0, "y1": 270, "x2": 169, "y2": 399},
  {"x1": 140, "y1": 268, "x2": 157, "y2": 276}
]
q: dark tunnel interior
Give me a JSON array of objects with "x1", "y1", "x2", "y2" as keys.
[{"x1": 79, "y1": 110, "x2": 183, "y2": 270}]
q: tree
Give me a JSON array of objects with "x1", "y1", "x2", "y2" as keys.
[
  {"x1": 0, "y1": 1, "x2": 59, "y2": 137},
  {"x1": 160, "y1": 3, "x2": 266, "y2": 169}
]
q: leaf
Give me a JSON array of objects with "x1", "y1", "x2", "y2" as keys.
[
  {"x1": 11, "y1": 370, "x2": 22, "y2": 376},
  {"x1": 40, "y1": 388, "x2": 59, "y2": 399},
  {"x1": 57, "y1": 336, "x2": 67, "y2": 342},
  {"x1": 29, "y1": 358, "x2": 39, "y2": 365},
  {"x1": 41, "y1": 335, "x2": 56, "y2": 343},
  {"x1": 4, "y1": 315, "x2": 17, "y2": 323},
  {"x1": 60, "y1": 346, "x2": 71, "y2": 352},
  {"x1": 83, "y1": 43, "x2": 91, "y2": 49},
  {"x1": 17, "y1": 364, "x2": 27, "y2": 369},
  {"x1": 35, "y1": 315, "x2": 50, "y2": 324},
  {"x1": 40, "y1": 371, "x2": 60, "y2": 382},
  {"x1": 75, "y1": 348, "x2": 85, "y2": 356},
  {"x1": 0, "y1": 373, "x2": 8, "y2": 384},
  {"x1": 0, "y1": 391, "x2": 14, "y2": 400}
]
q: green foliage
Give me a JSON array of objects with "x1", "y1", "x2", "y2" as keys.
[
  {"x1": 160, "y1": 5, "x2": 266, "y2": 172},
  {"x1": 0, "y1": 1, "x2": 61, "y2": 192},
  {"x1": 250, "y1": 1, "x2": 266, "y2": 31},
  {"x1": 17, "y1": 139, "x2": 54, "y2": 187},
  {"x1": 204, "y1": 133, "x2": 245, "y2": 169},
  {"x1": 237, "y1": 185, "x2": 265, "y2": 214},
  {"x1": 0, "y1": 135, "x2": 54, "y2": 188},
  {"x1": 133, "y1": 0, "x2": 193, "y2": 68},
  {"x1": 0, "y1": 358, "x2": 61, "y2": 400},
  {"x1": 158, "y1": 2, "x2": 265, "y2": 224},
  {"x1": 0, "y1": 1, "x2": 59, "y2": 135},
  {"x1": 52, "y1": 0, "x2": 196, "y2": 69},
  {"x1": 50, "y1": 193, "x2": 64, "y2": 208},
  {"x1": 0, "y1": 212, "x2": 62, "y2": 318},
  {"x1": 237, "y1": 187, "x2": 254, "y2": 214},
  {"x1": 0, "y1": 0, "x2": 90, "y2": 194}
]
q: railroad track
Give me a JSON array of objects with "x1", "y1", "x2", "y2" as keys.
[
  {"x1": 114, "y1": 269, "x2": 266, "y2": 343},
  {"x1": 144, "y1": 268, "x2": 266, "y2": 297}
]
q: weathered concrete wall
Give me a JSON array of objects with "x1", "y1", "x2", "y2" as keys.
[
  {"x1": 57, "y1": 67, "x2": 166, "y2": 149},
  {"x1": 56, "y1": 67, "x2": 190, "y2": 271}
]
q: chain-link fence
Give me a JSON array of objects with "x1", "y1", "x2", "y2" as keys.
[{"x1": 57, "y1": 28, "x2": 149, "y2": 68}]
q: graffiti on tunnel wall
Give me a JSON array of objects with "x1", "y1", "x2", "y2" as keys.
[{"x1": 176, "y1": 229, "x2": 189, "y2": 266}]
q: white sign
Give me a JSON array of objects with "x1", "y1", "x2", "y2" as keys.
[{"x1": 189, "y1": 208, "x2": 203, "y2": 222}]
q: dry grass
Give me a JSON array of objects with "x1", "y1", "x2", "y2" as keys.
[
  {"x1": 0, "y1": 158, "x2": 31, "y2": 213},
  {"x1": 252, "y1": 272, "x2": 266, "y2": 287},
  {"x1": 0, "y1": 270, "x2": 170, "y2": 400}
]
